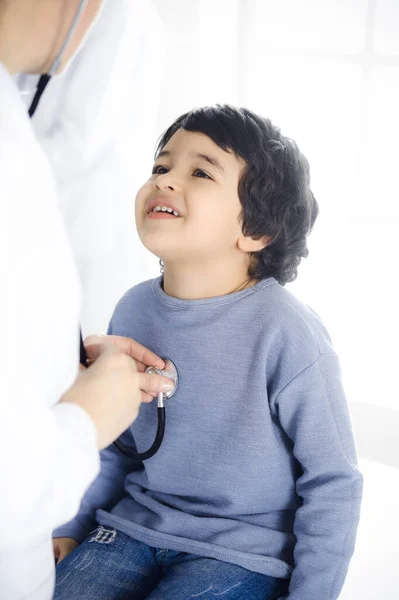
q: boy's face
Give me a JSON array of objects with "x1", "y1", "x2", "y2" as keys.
[{"x1": 135, "y1": 129, "x2": 246, "y2": 267}]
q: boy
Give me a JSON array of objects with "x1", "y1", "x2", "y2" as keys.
[{"x1": 53, "y1": 105, "x2": 362, "y2": 600}]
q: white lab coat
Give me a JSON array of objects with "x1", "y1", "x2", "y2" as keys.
[
  {"x1": 0, "y1": 62, "x2": 100, "y2": 599},
  {"x1": 0, "y1": 1, "x2": 163, "y2": 597}
]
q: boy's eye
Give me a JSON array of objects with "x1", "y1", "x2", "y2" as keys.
[
  {"x1": 152, "y1": 165, "x2": 169, "y2": 175},
  {"x1": 193, "y1": 169, "x2": 212, "y2": 180},
  {"x1": 151, "y1": 165, "x2": 213, "y2": 180}
]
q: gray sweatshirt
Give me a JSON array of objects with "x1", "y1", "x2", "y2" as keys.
[{"x1": 54, "y1": 276, "x2": 362, "y2": 600}]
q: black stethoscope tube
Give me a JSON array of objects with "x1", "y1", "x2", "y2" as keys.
[
  {"x1": 113, "y1": 407, "x2": 166, "y2": 461},
  {"x1": 28, "y1": 74, "x2": 52, "y2": 118}
]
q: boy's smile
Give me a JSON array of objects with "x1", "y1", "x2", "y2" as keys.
[{"x1": 146, "y1": 198, "x2": 181, "y2": 219}]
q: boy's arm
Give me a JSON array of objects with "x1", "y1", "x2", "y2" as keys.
[
  {"x1": 274, "y1": 353, "x2": 363, "y2": 600},
  {"x1": 53, "y1": 429, "x2": 142, "y2": 542}
]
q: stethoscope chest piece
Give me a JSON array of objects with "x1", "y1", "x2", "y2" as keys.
[{"x1": 146, "y1": 358, "x2": 178, "y2": 407}]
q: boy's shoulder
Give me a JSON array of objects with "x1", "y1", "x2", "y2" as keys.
[
  {"x1": 110, "y1": 278, "x2": 158, "y2": 320},
  {"x1": 119, "y1": 278, "x2": 157, "y2": 303},
  {"x1": 257, "y1": 280, "x2": 334, "y2": 356}
]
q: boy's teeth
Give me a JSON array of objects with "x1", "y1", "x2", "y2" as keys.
[{"x1": 152, "y1": 205, "x2": 179, "y2": 216}]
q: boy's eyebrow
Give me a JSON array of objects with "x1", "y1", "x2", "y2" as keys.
[
  {"x1": 156, "y1": 149, "x2": 225, "y2": 173},
  {"x1": 192, "y1": 152, "x2": 225, "y2": 173},
  {"x1": 157, "y1": 150, "x2": 171, "y2": 160}
]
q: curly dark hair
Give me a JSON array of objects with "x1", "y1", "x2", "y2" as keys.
[{"x1": 156, "y1": 105, "x2": 319, "y2": 285}]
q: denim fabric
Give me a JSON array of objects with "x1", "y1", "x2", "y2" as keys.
[{"x1": 54, "y1": 527, "x2": 288, "y2": 600}]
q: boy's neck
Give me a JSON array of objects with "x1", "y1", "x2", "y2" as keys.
[{"x1": 162, "y1": 260, "x2": 256, "y2": 300}]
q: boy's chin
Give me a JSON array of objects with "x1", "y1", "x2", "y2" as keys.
[
  {"x1": 139, "y1": 236, "x2": 162, "y2": 255},
  {"x1": 140, "y1": 237, "x2": 176, "y2": 258},
  {"x1": 142, "y1": 244, "x2": 173, "y2": 265}
]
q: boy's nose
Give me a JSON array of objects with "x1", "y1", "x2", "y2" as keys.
[
  {"x1": 155, "y1": 174, "x2": 180, "y2": 193},
  {"x1": 156, "y1": 180, "x2": 174, "y2": 192}
]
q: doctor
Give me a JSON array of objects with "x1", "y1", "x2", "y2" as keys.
[{"x1": 0, "y1": 1, "x2": 172, "y2": 599}]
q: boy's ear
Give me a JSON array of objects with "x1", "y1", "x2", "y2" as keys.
[{"x1": 237, "y1": 234, "x2": 271, "y2": 254}]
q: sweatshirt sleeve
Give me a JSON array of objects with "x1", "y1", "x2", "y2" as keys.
[
  {"x1": 274, "y1": 353, "x2": 363, "y2": 600},
  {"x1": 53, "y1": 429, "x2": 142, "y2": 542}
]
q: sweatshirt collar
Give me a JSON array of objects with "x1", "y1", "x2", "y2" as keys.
[{"x1": 152, "y1": 276, "x2": 277, "y2": 310}]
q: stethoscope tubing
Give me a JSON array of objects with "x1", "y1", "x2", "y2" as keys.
[{"x1": 113, "y1": 407, "x2": 166, "y2": 461}]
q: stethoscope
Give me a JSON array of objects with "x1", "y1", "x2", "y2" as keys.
[
  {"x1": 28, "y1": 0, "x2": 90, "y2": 118},
  {"x1": 113, "y1": 359, "x2": 178, "y2": 460},
  {"x1": 28, "y1": 0, "x2": 178, "y2": 461}
]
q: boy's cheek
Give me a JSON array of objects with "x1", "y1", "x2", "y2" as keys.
[
  {"x1": 135, "y1": 191, "x2": 146, "y2": 219},
  {"x1": 135, "y1": 182, "x2": 153, "y2": 213}
]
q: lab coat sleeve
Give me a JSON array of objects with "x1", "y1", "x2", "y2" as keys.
[
  {"x1": 274, "y1": 353, "x2": 363, "y2": 600},
  {"x1": 52, "y1": 430, "x2": 141, "y2": 543},
  {"x1": 0, "y1": 366, "x2": 100, "y2": 547}
]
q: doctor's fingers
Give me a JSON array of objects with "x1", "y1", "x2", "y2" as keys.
[
  {"x1": 141, "y1": 391, "x2": 155, "y2": 404},
  {"x1": 136, "y1": 371, "x2": 175, "y2": 397},
  {"x1": 84, "y1": 334, "x2": 165, "y2": 370},
  {"x1": 83, "y1": 346, "x2": 161, "y2": 400}
]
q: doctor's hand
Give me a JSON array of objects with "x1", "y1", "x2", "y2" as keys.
[
  {"x1": 53, "y1": 537, "x2": 79, "y2": 565},
  {"x1": 60, "y1": 345, "x2": 173, "y2": 450},
  {"x1": 83, "y1": 334, "x2": 165, "y2": 373}
]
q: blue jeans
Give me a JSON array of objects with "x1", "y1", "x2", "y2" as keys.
[{"x1": 54, "y1": 526, "x2": 288, "y2": 600}]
